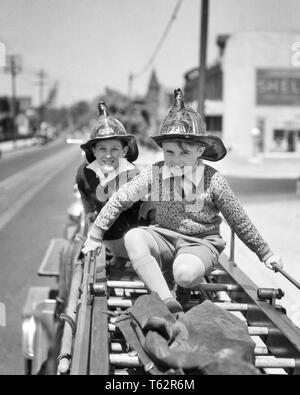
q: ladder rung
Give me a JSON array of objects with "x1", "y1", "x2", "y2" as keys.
[
  {"x1": 248, "y1": 326, "x2": 280, "y2": 336},
  {"x1": 193, "y1": 301, "x2": 250, "y2": 311},
  {"x1": 108, "y1": 298, "x2": 251, "y2": 311},
  {"x1": 108, "y1": 280, "x2": 145, "y2": 289},
  {"x1": 114, "y1": 369, "x2": 129, "y2": 375},
  {"x1": 108, "y1": 281, "x2": 240, "y2": 293},
  {"x1": 109, "y1": 353, "x2": 141, "y2": 367},
  {"x1": 110, "y1": 342, "x2": 128, "y2": 353},
  {"x1": 210, "y1": 269, "x2": 227, "y2": 276},
  {"x1": 254, "y1": 346, "x2": 269, "y2": 355},
  {"x1": 108, "y1": 298, "x2": 132, "y2": 308},
  {"x1": 214, "y1": 302, "x2": 249, "y2": 311},
  {"x1": 110, "y1": 353, "x2": 299, "y2": 370},
  {"x1": 255, "y1": 357, "x2": 300, "y2": 369},
  {"x1": 197, "y1": 283, "x2": 241, "y2": 292}
]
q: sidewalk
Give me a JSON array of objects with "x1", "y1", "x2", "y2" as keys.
[
  {"x1": 212, "y1": 153, "x2": 300, "y2": 179},
  {"x1": 221, "y1": 196, "x2": 300, "y2": 327},
  {"x1": 137, "y1": 147, "x2": 300, "y2": 179},
  {"x1": 0, "y1": 136, "x2": 67, "y2": 160},
  {"x1": 0, "y1": 138, "x2": 36, "y2": 155}
]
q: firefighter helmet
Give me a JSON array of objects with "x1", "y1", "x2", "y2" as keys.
[
  {"x1": 81, "y1": 102, "x2": 138, "y2": 163},
  {"x1": 151, "y1": 89, "x2": 226, "y2": 161}
]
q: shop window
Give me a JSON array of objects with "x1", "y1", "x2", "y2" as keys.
[
  {"x1": 273, "y1": 129, "x2": 285, "y2": 151},
  {"x1": 205, "y1": 116, "x2": 222, "y2": 131},
  {"x1": 0, "y1": 98, "x2": 10, "y2": 113},
  {"x1": 274, "y1": 129, "x2": 284, "y2": 139}
]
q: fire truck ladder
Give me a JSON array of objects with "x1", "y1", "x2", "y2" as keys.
[{"x1": 56, "y1": 230, "x2": 300, "y2": 375}]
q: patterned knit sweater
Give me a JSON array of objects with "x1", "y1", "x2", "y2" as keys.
[{"x1": 91, "y1": 161, "x2": 272, "y2": 261}]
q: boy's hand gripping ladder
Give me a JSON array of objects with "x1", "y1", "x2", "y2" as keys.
[
  {"x1": 274, "y1": 267, "x2": 300, "y2": 291},
  {"x1": 223, "y1": 217, "x2": 300, "y2": 291}
]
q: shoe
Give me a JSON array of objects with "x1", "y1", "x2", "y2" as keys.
[
  {"x1": 175, "y1": 285, "x2": 191, "y2": 306},
  {"x1": 163, "y1": 297, "x2": 183, "y2": 313}
]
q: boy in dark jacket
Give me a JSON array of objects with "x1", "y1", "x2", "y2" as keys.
[{"x1": 77, "y1": 102, "x2": 153, "y2": 266}]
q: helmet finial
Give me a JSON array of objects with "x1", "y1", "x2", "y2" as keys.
[
  {"x1": 174, "y1": 88, "x2": 182, "y2": 99},
  {"x1": 98, "y1": 101, "x2": 110, "y2": 117},
  {"x1": 173, "y1": 88, "x2": 184, "y2": 111}
]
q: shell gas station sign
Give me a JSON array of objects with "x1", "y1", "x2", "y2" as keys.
[{"x1": 256, "y1": 68, "x2": 300, "y2": 106}]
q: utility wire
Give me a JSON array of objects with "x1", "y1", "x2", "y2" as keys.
[{"x1": 132, "y1": 0, "x2": 184, "y2": 79}]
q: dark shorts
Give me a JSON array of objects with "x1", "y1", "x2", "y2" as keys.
[
  {"x1": 139, "y1": 226, "x2": 226, "y2": 283},
  {"x1": 103, "y1": 201, "x2": 148, "y2": 240}
]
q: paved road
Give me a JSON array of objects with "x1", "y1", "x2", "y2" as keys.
[
  {"x1": 0, "y1": 138, "x2": 74, "y2": 182},
  {"x1": 0, "y1": 142, "x2": 81, "y2": 375}
]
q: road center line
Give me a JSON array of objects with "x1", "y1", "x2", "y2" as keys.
[{"x1": 0, "y1": 146, "x2": 79, "y2": 232}]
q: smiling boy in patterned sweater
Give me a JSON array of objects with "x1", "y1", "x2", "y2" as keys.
[{"x1": 82, "y1": 89, "x2": 283, "y2": 313}]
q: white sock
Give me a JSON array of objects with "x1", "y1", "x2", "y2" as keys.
[{"x1": 132, "y1": 254, "x2": 173, "y2": 301}]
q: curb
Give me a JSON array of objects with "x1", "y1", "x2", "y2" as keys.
[
  {"x1": 0, "y1": 138, "x2": 35, "y2": 154},
  {"x1": 221, "y1": 171, "x2": 299, "y2": 179}
]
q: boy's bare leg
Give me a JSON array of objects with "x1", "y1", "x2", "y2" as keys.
[{"x1": 124, "y1": 228, "x2": 174, "y2": 301}]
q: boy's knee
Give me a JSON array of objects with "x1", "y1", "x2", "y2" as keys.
[
  {"x1": 124, "y1": 228, "x2": 149, "y2": 258},
  {"x1": 124, "y1": 228, "x2": 139, "y2": 246},
  {"x1": 173, "y1": 254, "x2": 206, "y2": 288},
  {"x1": 173, "y1": 268, "x2": 196, "y2": 289}
]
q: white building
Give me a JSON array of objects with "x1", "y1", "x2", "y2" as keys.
[{"x1": 184, "y1": 31, "x2": 300, "y2": 157}]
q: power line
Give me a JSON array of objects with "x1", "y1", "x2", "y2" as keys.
[{"x1": 132, "y1": 0, "x2": 184, "y2": 80}]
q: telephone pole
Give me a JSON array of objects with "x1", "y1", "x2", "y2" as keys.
[
  {"x1": 128, "y1": 72, "x2": 133, "y2": 100},
  {"x1": 197, "y1": 0, "x2": 209, "y2": 117},
  {"x1": 5, "y1": 55, "x2": 22, "y2": 143},
  {"x1": 36, "y1": 69, "x2": 47, "y2": 125}
]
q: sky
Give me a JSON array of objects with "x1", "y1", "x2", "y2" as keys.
[{"x1": 1, "y1": 0, "x2": 300, "y2": 107}]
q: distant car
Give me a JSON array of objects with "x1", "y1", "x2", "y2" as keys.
[
  {"x1": 65, "y1": 130, "x2": 84, "y2": 145},
  {"x1": 33, "y1": 135, "x2": 48, "y2": 146},
  {"x1": 65, "y1": 137, "x2": 84, "y2": 145}
]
